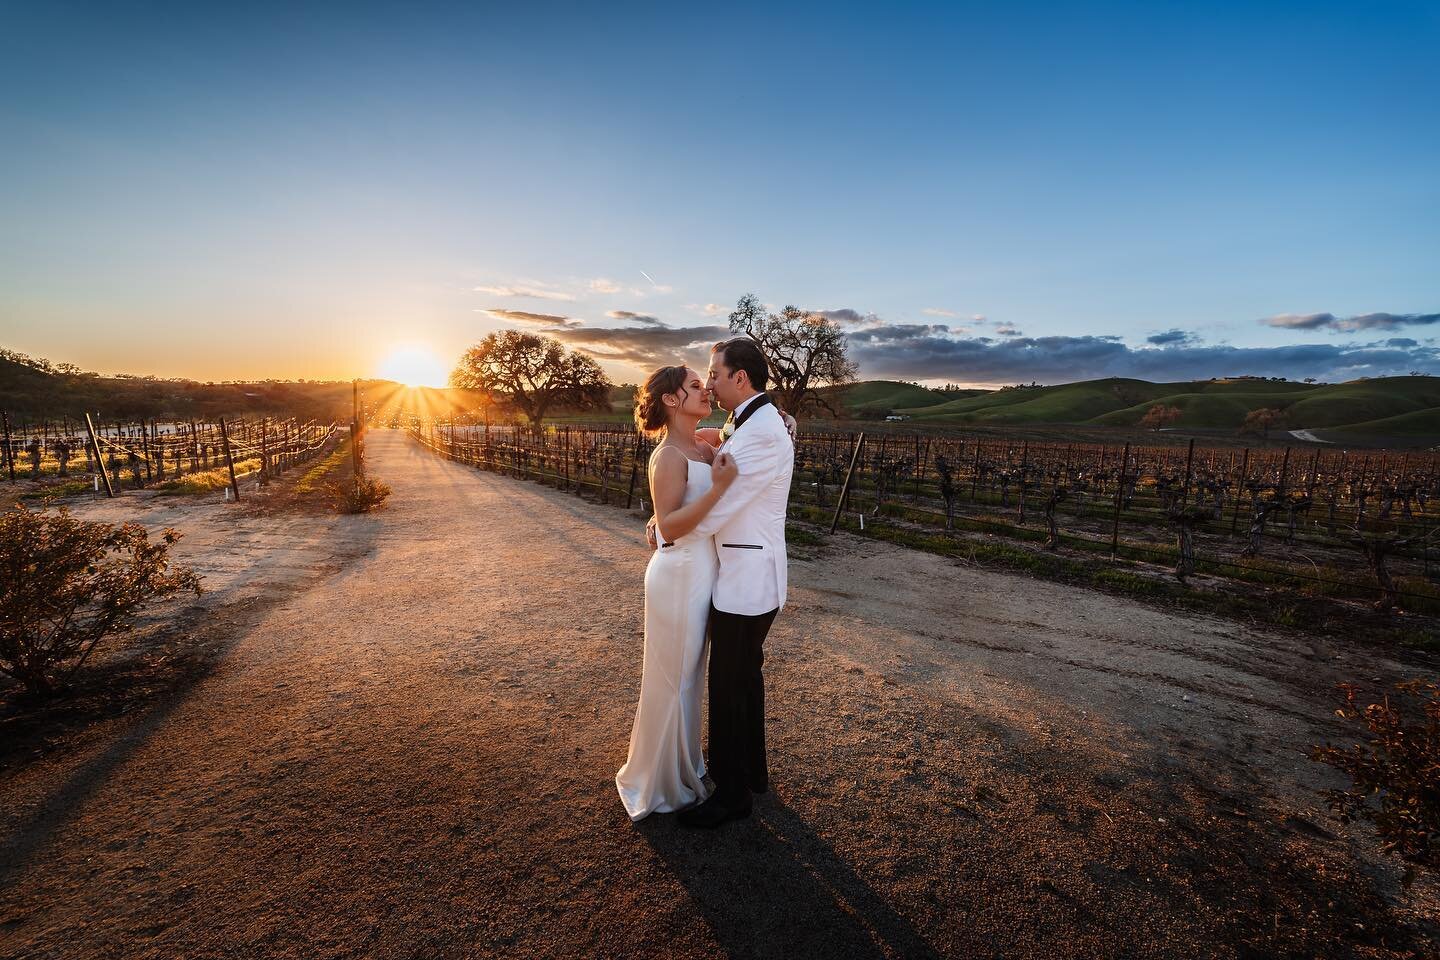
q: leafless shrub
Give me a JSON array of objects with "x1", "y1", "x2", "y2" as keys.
[
  {"x1": 0, "y1": 505, "x2": 202, "y2": 697},
  {"x1": 1311, "y1": 679, "x2": 1439, "y2": 886},
  {"x1": 329, "y1": 475, "x2": 392, "y2": 514}
]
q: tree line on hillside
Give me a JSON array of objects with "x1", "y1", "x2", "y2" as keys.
[{"x1": 0, "y1": 349, "x2": 373, "y2": 422}]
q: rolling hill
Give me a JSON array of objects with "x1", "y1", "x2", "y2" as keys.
[{"x1": 882, "y1": 376, "x2": 1440, "y2": 438}]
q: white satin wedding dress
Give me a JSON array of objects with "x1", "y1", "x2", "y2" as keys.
[{"x1": 615, "y1": 457, "x2": 715, "y2": 821}]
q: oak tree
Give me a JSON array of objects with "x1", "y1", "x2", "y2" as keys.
[
  {"x1": 727, "y1": 293, "x2": 857, "y2": 415},
  {"x1": 450, "y1": 331, "x2": 612, "y2": 424},
  {"x1": 1139, "y1": 404, "x2": 1182, "y2": 432}
]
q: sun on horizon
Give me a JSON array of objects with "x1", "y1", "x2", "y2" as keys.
[{"x1": 376, "y1": 345, "x2": 449, "y2": 388}]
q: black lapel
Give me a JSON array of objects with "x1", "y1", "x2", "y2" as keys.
[{"x1": 731, "y1": 393, "x2": 773, "y2": 434}]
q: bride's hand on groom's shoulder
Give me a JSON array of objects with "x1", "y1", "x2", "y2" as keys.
[{"x1": 778, "y1": 409, "x2": 798, "y2": 440}]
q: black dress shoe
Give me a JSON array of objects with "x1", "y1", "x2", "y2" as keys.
[{"x1": 678, "y1": 794, "x2": 752, "y2": 828}]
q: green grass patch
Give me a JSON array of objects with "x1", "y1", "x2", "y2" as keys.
[
  {"x1": 296, "y1": 442, "x2": 351, "y2": 494},
  {"x1": 1090, "y1": 568, "x2": 1167, "y2": 596},
  {"x1": 18, "y1": 479, "x2": 93, "y2": 499},
  {"x1": 785, "y1": 523, "x2": 825, "y2": 547}
]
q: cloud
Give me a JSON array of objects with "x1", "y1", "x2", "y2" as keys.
[
  {"x1": 1261, "y1": 311, "x2": 1440, "y2": 332},
  {"x1": 922, "y1": 307, "x2": 960, "y2": 318},
  {"x1": 994, "y1": 323, "x2": 1023, "y2": 337},
  {"x1": 480, "y1": 309, "x2": 582, "y2": 329},
  {"x1": 606, "y1": 310, "x2": 666, "y2": 327},
  {"x1": 818, "y1": 308, "x2": 884, "y2": 328},
  {"x1": 473, "y1": 283, "x2": 576, "y2": 302},
  {"x1": 1146, "y1": 328, "x2": 1201, "y2": 346},
  {"x1": 844, "y1": 322, "x2": 1440, "y2": 384},
  {"x1": 549, "y1": 324, "x2": 730, "y2": 368},
  {"x1": 1262, "y1": 312, "x2": 1335, "y2": 330},
  {"x1": 588, "y1": 278, "x2": 621, "y2": 294}
]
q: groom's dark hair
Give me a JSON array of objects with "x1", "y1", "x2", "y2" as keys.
[{"x1": 712, "y1": 337, "x2": 769, "y2": 392}]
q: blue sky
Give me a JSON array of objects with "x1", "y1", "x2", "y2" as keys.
[{"x1": 1, "y1": 1, "x2": 1436, "y2": 386}]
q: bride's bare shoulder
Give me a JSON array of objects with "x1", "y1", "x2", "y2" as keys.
[{"x1": 649, "y1": 442, "x2": 688, "y2": 469}]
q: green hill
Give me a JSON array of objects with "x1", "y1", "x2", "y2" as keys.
[
  {"x1": 903, "y1": 379, "x2": 1172, "y2": 422},
  {"x1": 831, "y1": 380, "x2": 962, "y2": 416},
  {"x1": 1321, "y1": 407, "x2": 1440, "y2": 439},
  {"x1": 888, "y1": 375, "x2": 1440, "y2": 438}
]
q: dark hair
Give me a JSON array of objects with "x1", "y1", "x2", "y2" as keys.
[
  {"x1": 711, "y1": 337, "x2": 769, "y2": 391},
  {"x1": 634, "y1": 365, "x2": 690, "y2": 434}
]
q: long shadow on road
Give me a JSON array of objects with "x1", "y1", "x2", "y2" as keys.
[
  {"x1": 638, "y1": 796, "x2": 942, "y2": 960},
  {"x1": 0, "y1": 511, "x2": 382, "y2": 892}
]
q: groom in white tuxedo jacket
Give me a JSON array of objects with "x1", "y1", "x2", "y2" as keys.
[{"x1": 678, "y1": 337, "x2": 794, "y2": 828}]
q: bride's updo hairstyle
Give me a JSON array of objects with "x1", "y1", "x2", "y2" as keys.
[{"x1": 634, "y1": 365, "x2": 689, "y2": 435}]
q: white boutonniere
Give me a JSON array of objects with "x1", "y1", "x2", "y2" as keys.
[{"x1": 719, "y1": 419, "x2": 735, "y2": 442}]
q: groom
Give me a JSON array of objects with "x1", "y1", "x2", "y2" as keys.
[{"x1": 677, "y1": 336, "x2": 794, "y2": 828}]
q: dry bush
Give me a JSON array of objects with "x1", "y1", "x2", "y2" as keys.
[
  {"x1": 328, "y1": 475, "x2": 392, "y2": 514},
  {"x1": 0, "y1": 505, "x2": 202, "y2": 697},
  {"x1": 1311, "y1": 679, "x2": 1439, "y2": 885}
]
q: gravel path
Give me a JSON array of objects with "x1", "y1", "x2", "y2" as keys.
[{"x1": 1, "y1": 429, "x2": 1435, "y2": 959}]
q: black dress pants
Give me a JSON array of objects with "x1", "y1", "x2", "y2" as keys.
[{"x1": 706, "y1": 604, "x2": 778, "y2": 803}]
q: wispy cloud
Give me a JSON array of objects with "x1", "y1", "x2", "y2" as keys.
[
  {"x1": 550, "y1": 324, "x2": 729, "y2": 368},
  {"x1": 480, "y1": 308, "x2": 582, "y2": 329},
  {"x1": 922, "y1": 307, "x2": 960, "y2": 318},
  {"x1": 1260, "y1": 311, "x2": 1440, "y2": 332},
  {"x1": 818, "y1": 308, "x2": 884, "y2": 328},
  {"x1": 994, "y1": 323, "x2": 1023, "y2": 337},
  {"x1": 473, "y1": 283, "x2": 576, "y2": 302},
  {"x1": 606, "y1": 310, "x2": 666, "y2": 327},
  {"x1": 588, "y1": 278, "x2": 621, "y2": 294},
  {"x1": 1146, "y1": 328, "x2": 1201, "y2": 346}
]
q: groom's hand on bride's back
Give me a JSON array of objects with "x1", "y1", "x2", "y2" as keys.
[{"x1": 645, "y1": 515, "x2": 659, "y2": 550}]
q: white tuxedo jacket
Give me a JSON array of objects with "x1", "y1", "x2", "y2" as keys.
[{"x1": 692, "y1": 397, "x2": 794, "y2": 616}]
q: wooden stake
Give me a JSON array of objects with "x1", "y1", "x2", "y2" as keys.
[
  {"x1": 830, "y1": 432, "x2": 866, "y2": 534},
  {"x1": 1180, "y1": 438, "x2": 1195, "y2": 509},
  {"x1": 1, "y1": 410, "x2": 13, "y2": 482},
  {"x1": 1110, "y1": 441, "x2": 1130, "y2": 557},
  {"x1": 85, "y1": 414, "x2": 114, "y2": 498},
  {"x1": 219, "y1": 417, "x2": 241, "y2": 502}
]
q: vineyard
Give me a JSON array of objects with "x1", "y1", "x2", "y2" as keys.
[
  {"x1": 0, "y1": 412, "x2": 344, "y2": 499},
  {"x1": 407, "y1": 419, "x2": 1440, "y2": 619}
]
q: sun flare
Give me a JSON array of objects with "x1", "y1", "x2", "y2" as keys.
[{"x1": 377, "y1": 345, "x2": 449, "y2": 388}]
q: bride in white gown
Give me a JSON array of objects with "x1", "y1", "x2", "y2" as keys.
[{"x1": 616, "y1": 365, "x2": 737, "y2": 821}]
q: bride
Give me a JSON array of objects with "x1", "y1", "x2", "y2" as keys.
[{"x1": 615, "y1": 364, "x2": 737, "y2": 821}]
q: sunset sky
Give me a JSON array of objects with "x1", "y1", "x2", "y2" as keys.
[{"x1": 2, "y1": 1, "x2": 1436, "y2": 387}]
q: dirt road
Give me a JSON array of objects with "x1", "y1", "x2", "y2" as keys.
[{"x1": 1, "y1": 429, "x2": 1435, "y2": 958}]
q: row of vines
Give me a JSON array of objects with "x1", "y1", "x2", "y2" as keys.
[
  {"x1": 407, "y1": 419, "x2": 1440, "y2": 617},
  {"x1": 1, "y1": 413, "x2": 343, "y2": 495}
]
